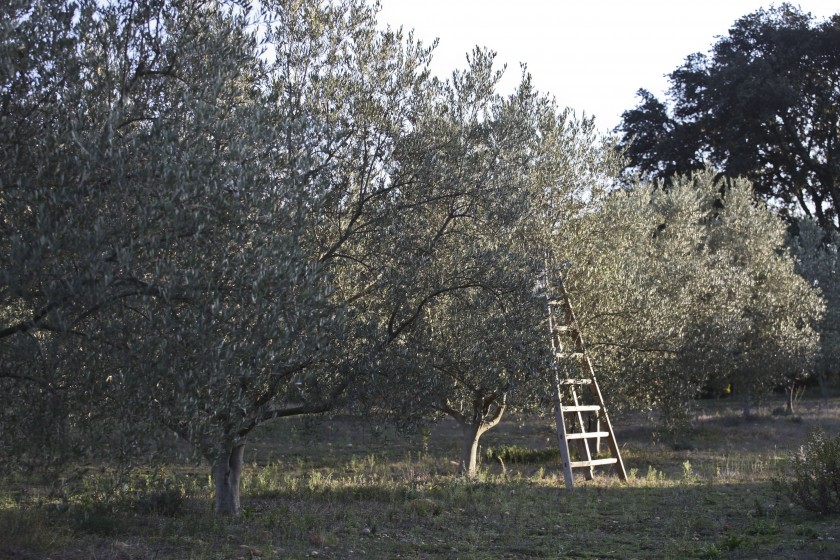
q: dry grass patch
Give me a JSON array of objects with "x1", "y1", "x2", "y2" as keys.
[{"x1": 1, "y1": 394, "x2": 839, "y2": 559}]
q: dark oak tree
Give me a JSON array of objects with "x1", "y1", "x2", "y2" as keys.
[{"x1": 617, "y1": 4, "x2": 840, "y2": 230}]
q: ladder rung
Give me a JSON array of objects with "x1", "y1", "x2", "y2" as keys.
[
  {"x1": 545, "y1": 291, "x2": 627, "y2": 487},
  {"x1": 570, "y1": 458, "x2": 618, "y2": 468},
  {"x1": 565, "y1": 431, "x2": 610, "y2": 440},
  {"x1": 560, "y1": 378, "x2": 591, "y2": 385},
  {"x1": 563, "y1": 405, "x2": 601, "y2": 413}
]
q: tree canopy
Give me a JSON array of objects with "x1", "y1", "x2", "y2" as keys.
[
  {"x1": 1, "y1": 0, "x2": 831, "y2": 516},
  {"x1": 1, "y1": 0, "x2": 439, "y2": 513},
  {"x1": 561, "y1": 170, "x2": 823, "y2": 429},
  {"x1": 617, "y1": 4, "x2": 840, "y2": 230}
]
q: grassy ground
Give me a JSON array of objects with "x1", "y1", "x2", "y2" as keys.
[{"x1": 1, "y1": 394, "x2": 839, "y2": 559}]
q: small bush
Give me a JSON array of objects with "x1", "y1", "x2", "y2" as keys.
[
  {"x1": 135, "y1": 486, "x2": 185, "y2": 517},
  {"x1": 780, "y1": 428, "x2": 840, "y2": 514},
  {"x1": 133, "y1": 468, "x2": 188, "y2": 516},
  {"x1": 71, "y1": 505, "x2": 122, "y2": 535},
  {"x1": 404, "y1": 497, "x2": 441, "y2": 517},
  {"x1": 484, "y1": 445, "x2": 560, "y2": 465}
]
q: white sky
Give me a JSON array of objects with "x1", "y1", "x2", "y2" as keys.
[{"x1": 376, "y1": 1, "x2": 838, "y2": 133}]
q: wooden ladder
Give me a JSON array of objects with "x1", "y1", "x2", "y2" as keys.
[{"x1": 547, "y1": 275, "x2": 627, "y2": 489}]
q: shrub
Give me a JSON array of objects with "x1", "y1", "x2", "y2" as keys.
[
  {"x1": 133, "y1": 468, "x2": 187, "y2": 516},
  {"x1": 781, "y1": 428, "x2": 840, "y2": 514},
  {"x1": 135, "y1": 486, "x2": 185, "y2": 517},
  {"x1": 71, "y1": 505, "x2": 122, "y2": 535},
  {"x1": 484, "y1": 445, "x2": 560, "y2": 465}
]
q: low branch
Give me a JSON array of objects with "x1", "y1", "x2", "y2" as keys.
[
  {"x1": 386, "y1": 280, "x2": 484, "y2": 340},
  {"x1": 0, "y1": 370, "x2": 49, "y2": 387},
  {"x1": 240, "y1": 375, "x2": 351, "y2": 438},
  {"x1": 0, "y1": 301, "x2": 61, "y2": 339},
  {"x1": 590, "y1": 338, "x2": 680, "y2": 355},
  {"x1": 435, "y1": 399, "x2": 467, "y2": 425},
  {"x1": 478, "y1": 393, "x2": 507, "y2": 436}
]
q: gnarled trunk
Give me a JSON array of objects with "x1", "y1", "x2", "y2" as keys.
[
  {"x1": 458, "y1": 422, "x2": 483, "y2": 477},
  {"x1": 441, "y1": 392, "x2": 508, "y2": 478},
  {"x1": 786, "y1": 381, "x2": 796, "y2": 415},
  {"x1": 214, "y1": 443, "x2": 245, "y2": 515},
  {"x1": 455, "y1": 393, "x2": 508, "y2": 477}
]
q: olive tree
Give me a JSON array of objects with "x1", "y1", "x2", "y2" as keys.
[
  {"x1": 703, "y1": 178, "x2": 823, "y2": 416},
  {"x1": 1, "y1": 0, "x2": 441, "y2": 515},
  {"x1": 362, "y1": 48, "x2": 624, "y2": 476},
  {"x1": 561, "y1": 170, "x2": 823, "y2": 430},
  {"x1": 789, "y1": 219, "x2": 840, "y2": 401},
  {"x1": 1, "y1": 0, "x2": 283, "y2": 473},
  {"x1": 382, "y1": 55, "x2": 548, "y2": 477}
]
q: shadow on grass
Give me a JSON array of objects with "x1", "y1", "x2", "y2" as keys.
[
  {"x1": 233, "y1": 475, "x2": 840, "y2": 560},
  {"x1": 3, "y1": 469, "x2": 839, "y2": 560}
]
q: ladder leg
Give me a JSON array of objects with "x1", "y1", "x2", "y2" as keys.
[
  {"x1": 587, "y1": 374, "x2": 628, "y2": 482},
  {"x1": 580, "y1": 441, "x2": 594, "y2": 480},
  {"x1": 589, "y1": 414, "x2": 602, "y2": 455},
  {"x1": 571, "y1": 386, "x2": 594, "y2": 480},
  {"x1": 553, "y1": 382, "x2": 574, "y2": 490}
]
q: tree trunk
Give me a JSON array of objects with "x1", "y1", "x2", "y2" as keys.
[
  {"x1": 443, "y1": 392, "x2": 507, "y2": 478},
  {"x1": 786, "y1": 381, "x2": 796, "y2": 415},
  {"x1": 214, "y1": 443, "x2": 245, "y2": 515},
  {"x1": 817, "y1": 371, "x2": 829, "y2": 404},
  {"x1": 741, "y1": 386, "x2": 752, "y2": 418},
  {"x1": 458, "y1": 422, "x2": 483, "y2": 477}
]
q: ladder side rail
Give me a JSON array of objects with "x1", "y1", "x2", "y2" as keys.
[
  {"x1": 547, "y1": 302, "x2": 575, "y2": 490},
  {"x1": 553, "y1": 378, "x2": 574, "y2": 490},
  {"x1": 583, "y1": 354, "x2": 628, "y2": 481},
  {"x1": 558, "y1": 277, "x2": 628, "y2": 482}
]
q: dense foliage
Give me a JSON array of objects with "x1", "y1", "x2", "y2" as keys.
[
  {"x1": 561, "y1": 170, "x2": 823, "y2": 429},
  {"x1": 617, "y1": 4, "x2": 840, "y2": 230},
  {"x1": 1, "y1": 0, "x2": 831, "y2": 515},
  {"x1": 789, "y1": 220, "x2": 840, "y2": 393}
]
